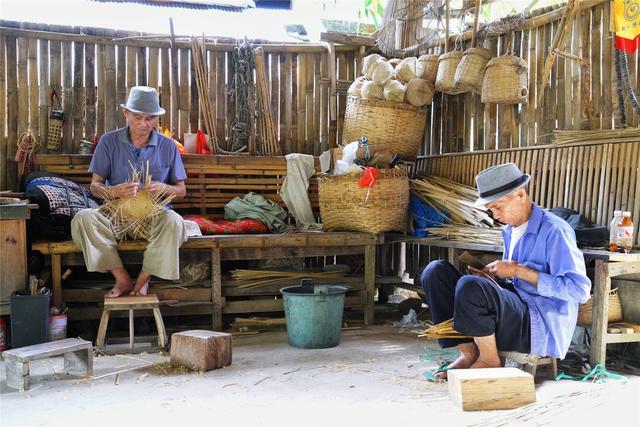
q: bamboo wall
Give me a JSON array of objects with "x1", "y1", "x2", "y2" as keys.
[
  {"x1": 0, "y1": 21, "x2": 361, "y2": 190},
  {"x1": 418, "y1": 0, "x2": 639, "y2": 157}
]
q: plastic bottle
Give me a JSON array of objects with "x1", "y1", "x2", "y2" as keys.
[
  {"x1": 609, "y1": 210, "x2": 622, "y2": 252},
  {"x1": 615, "y1": 211, "x2": 634, "y2": 253}
]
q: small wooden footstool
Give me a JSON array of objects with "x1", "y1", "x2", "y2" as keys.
[
  {"x1": 3, "y1": 338, "x2": 93, "y2": 391},
  {"x1": 499, "y1": 351, "x2": 557, "y2": 379},
  {"x1": 96, "y1": 295, "x2": 166, "y2": 351},
  {"x1": 170, "y1": 330, "x2": 232, "y2": 371}
]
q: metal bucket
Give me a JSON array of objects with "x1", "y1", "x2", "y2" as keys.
[{"x1": 280, "y1": 278, "x2": 348, "y2": 349}]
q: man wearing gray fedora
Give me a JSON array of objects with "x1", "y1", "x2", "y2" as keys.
[
  {"x1": 420, "y1": 163, "x2": 590, "y2": 380},
  {"x1": 72, "y1": 86, "x2": 188, "y2": 297}
]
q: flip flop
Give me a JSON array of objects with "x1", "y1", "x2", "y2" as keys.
[{"x1": 425, "y1": 360, "x2": 453, "y2": 382}]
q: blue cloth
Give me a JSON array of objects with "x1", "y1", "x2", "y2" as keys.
[
  {"x1": 89, "y1": 127, "x2": 187, "y2": 186},
  {"x1": 410, "y1": 196, "x2": 449, "y2": 238},
  {"x1": 504, "y1": 203, "x2": 590, "y2": 358}
]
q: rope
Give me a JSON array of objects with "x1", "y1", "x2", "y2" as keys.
[
  {"x1": 15, "y1": 129, "x2": 40, "y2": 178},
  {"x1": 228, "y1": 39, "x2": 255, "y2": 153}
]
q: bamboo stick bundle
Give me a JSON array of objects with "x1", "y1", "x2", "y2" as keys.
[
  {"x1": 553, "y1": 128, "x2": 640, "y2": 145},
  {"x1": 253, "y1": 47, "x2": 281, "y2": 156},
  {"x1": 230, "y1": 269, "x2": 347, "y2": 289},
  {"x1": 190, "y1": 36, "x2": 221, "y2": 153},
  {"x1": 418, "y1": 318, "x2": 469, "y2": 339},
  {"x1": 411, "y1": 175, "x2": 495, "y2": 227},
  {"x1": 422, "y1": 223, "x2": 504, "y2": 245}
]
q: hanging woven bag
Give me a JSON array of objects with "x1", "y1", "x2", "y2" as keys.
[
  {"x1": 454, "y1": 47, "x2": 492, "y2": 94},
  {"x1": 435, "y1": 50, "x2": 464, "y2": 95},
  {"x1": 46, "y1": 89, "x2": 64, "y2": 151},
  {"x1": 481, "y1": 55, "x2": 529, "y2": 104}
]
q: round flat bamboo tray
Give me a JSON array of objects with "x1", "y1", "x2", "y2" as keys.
[
  {"x1": 319, "y1": 167, "x2": 409, "y2": 234},
  {"x1": 577, "y1": 288, "x2": 623, "y2": 326},
  {"x1": 481, "y1": 55, "x2": 529, "y2": 104},
  {"x1": 454, "y1": 47, "x2": 492, "y2": 94},
  {"x1": 435, "y1": 51, "x2": 464, "y2": 95},
  {"x1": 342, "y1": 96, "x2": 427, "y2": 160}
]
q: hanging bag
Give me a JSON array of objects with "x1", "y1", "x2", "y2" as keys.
[{"x1": 46, "y1": 90, "x2": 64, "y2": 151}]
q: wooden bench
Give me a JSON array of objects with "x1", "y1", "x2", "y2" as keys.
[
  {"x1": 32, "y1": 155, "x2": 380, "y2": 330},
  {"x1": 390, "y1": 138, "x2": 640, "y2": 368},
  {"x1": 2, "y1": 338, "x2": 93, "y2": 391}
]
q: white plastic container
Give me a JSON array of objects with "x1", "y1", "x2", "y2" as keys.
[
  {"x1": 615, "y1": 211, "x2": 634, "y2": 253},
  {"x1": 609, "y1": 210, "x2": 622, "y2": 252}
]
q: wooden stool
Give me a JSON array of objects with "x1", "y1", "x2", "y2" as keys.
[
  {"x1": 3, "y1": 338, "x2": 93, "y2": 391},
  {"x1": 499, "y1": 351, "x2": 557, "y2": 380},
  {"x1": 96, "y1": 295, "x2": 166, "y2": 351}
]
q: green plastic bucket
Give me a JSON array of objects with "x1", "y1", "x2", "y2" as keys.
[{"x1": 281, "y1": 278, "x2": 348, "y2": 349}]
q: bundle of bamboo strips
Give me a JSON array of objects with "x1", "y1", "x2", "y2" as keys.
[
  {"x1": 553, "y1": 128, "x2": 640, "y2": 145},
  {"x1": 253, "y1": 47, "x2": 282, "y2": 156},
  {"x1": 411, "y1": 175, "x2": 495, "y2": 227},
  {"x1": 423, "y1": 224, "x2": 504, "y2": 245},
  {"x1": 418, "y1": 318, "x2": 469, "y2": 339},
  {"x1": 230, "y1": 269, "x2": 347, "y2": 289},
  {"x1": 190, "y1": 36, "x2": 221, "y2": 154}
]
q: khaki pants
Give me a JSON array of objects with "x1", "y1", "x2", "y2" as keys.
[{"x1": 71, "y1": 208, "x2": 187, "y2": 280}]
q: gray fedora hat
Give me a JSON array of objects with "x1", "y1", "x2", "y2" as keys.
[
  {"x1": 120, "y1": 86, "x2": 165, "y2": 115},
  {"x1": 474, "y1": 162, "x2": 530, "y2": 207}
]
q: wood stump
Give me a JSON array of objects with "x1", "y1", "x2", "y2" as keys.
[{"x1": 170, "y1": 330, "x2": 232, "y2": 371}]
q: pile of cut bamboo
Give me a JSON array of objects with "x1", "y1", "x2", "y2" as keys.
[
  {"x1": 253, "y1": 47, "x2": 281, "y2": 156},
  {"x1": 230, "y1": 269, "x2": 346, "y2": 289},
  {"x1": 190, "y1": 36, "x2": 221, "y2": 154},
  {"x1": 423, "y1": 224, "x2": 503, "y2": 245},
  {"x1": 411, "y1": 175, "x2": 494, "y2": 227},
  {"x1": 419, "y1": 318, "x2": 469, "y2": 339},
  {"x1": 553, "y1": 128, "x2": 640, "y2": 145}
]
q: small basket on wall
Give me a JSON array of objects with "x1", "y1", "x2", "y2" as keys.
[{"x1": 481, "y1": 55, "x2": 529, "y2": 104}]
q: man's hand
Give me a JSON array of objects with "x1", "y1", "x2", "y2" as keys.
[
  {"x1": 144, "y1": 181, "x2": 168, "y2": 196},
  {"x1": 484, "y1": 260, "x2": 520, "y2": 280},
  {"x1": 110, "y1": 182, "x2": 138, "y2": 199}
]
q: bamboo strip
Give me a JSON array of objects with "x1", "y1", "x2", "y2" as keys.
[{"x1": 253, "y1": 46, "x2": 280, "y2": 155}]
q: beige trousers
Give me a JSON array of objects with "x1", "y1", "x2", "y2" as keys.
[{"x1": 71, "y1": 208, "x2": 188, "y2": 280}]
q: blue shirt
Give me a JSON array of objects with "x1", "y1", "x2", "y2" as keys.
[
  {"x1": 89, "y1": 127, "x2": 187, "y2": 186},
  {"x1": 504, "y1": 203, "x2": 591, "y2": 359}
]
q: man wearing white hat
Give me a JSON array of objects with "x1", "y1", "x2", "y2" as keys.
[
  {"x1": 72, "y1": 86, "x2": 188, "y2": 297},
  {"x1": 420, "y1": 163, "x2": 590, "y2": 380}
]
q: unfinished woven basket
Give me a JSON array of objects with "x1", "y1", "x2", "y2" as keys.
[
  {"x1": 577, "y1": 288, "x2": 623, "y2": 326},
  {"x1": 435, "y1": 51, "x2": 464, "y2": 95},
  {"x1": 481, "y1": 55, "x2": 529, "y2": 104},
  {"x1": 420, "y1": 54, "x2": 440, "y2": 84},
  {"x1": 319, "y1": 167, "x2": 409, "y2": 234},
  {"x1": 342, "y1": 96, "x2": 427, "y2": 160},
  {"x1": 454, "y1": 47, "x2": 492, "y2": 94}
]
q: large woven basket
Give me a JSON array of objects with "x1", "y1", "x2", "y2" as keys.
[
  {"x1": 319, "y1": 167, "x2": 410, "y2": 234},
  {"x1": 420, "y1": 54, "x2": 439, "y2": 83},
  {"x1": 435, "y1": 51, "x2": 463, "y2": 95},
  {"x1": 481, "y1": 55, "x2": 529, "y2": 104},
  {"x1": 454, "y1": 47, "x2": 492, "y2": 94},
  {"x1": 577, "y1": 288, "x2": 623, "y2": 326},
  {"x1": 342, "y1": 96, "x2": 427, "y2": 160}
]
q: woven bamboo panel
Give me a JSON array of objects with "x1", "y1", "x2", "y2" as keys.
[
  {"x1": 341, "y1": 96, "x2": 427, "y2": 160},
  {"x1": 318, "y1": 167, "x2": 409, "y2": 234}
]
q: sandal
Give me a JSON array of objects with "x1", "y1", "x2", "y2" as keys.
[{"x1": 425, "y1": 360, "x2": 453, "y2": 382}]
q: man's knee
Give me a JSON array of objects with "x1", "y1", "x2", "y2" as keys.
[
  {"x1": 160, "y1": 210, "x2": 186, "y2": 236},
  {"x1": 455, "y1": 275, "x2": 492, "y2": 301},
  {"x1": 420, "y1": 260, "x2": 451, "y2": 291},
  {"x1": 71, "y1": 208, "x2": 97, "y2": 231}
]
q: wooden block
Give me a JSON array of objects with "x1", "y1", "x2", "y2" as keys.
[
  {"x1": 448, "y1": 368, "x2": 536, "y2": 411},
  {"x1": 170, "y1": 330, "x2": 232, "y2": 372}
]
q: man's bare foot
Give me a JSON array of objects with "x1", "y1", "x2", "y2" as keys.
[
  {"x1": 434, "y1": 344, "x2": 480, "y2": 380},
  {"x1": 469, "y1": 357, "x2": 501, "y2": 370},
  {"x1": 129, "y1": 279, "x2": 150, "y2": 296},
  {"x1": 105, "y1": 281, "x2": 133, "y2": 298}
]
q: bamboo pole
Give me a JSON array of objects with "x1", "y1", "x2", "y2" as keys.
[{"x1": 253, "y1": 46, "x2": 280, "y2": 155}]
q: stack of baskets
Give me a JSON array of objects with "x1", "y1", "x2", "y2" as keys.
[
  {"x1": 577, "y1": 288, "x2": 623, "y2": 326},
  {"x1": 319, "y1": 167, "x2": 410, "y2": 234},
  {"x1": 342, "y1": 96, "x2": 427, "y2": 160}
]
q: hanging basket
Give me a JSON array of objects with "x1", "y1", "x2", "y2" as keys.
[
  {"x1": 577, "y1": 288, "x2": 623, "y2": 326},
  {"x1": 342, "y1": 96, "x2": 427, "y2": 160},
  {"x1": 454, "y1": 47, "x2": 492, "y2": 94},
  {"x1": 319, "y1": 167, "x2": 410, "y2": 234},
  {"x1": 481, "y1": 55, "x2": 529, "y2": 104},
  {"x1": 46, "y1": 90, "x2": 64, "y2": 152},
  {"x1": 435, "y1": 51, "x2": 464, "y2": 95},
  {"x1": 419, "y1": 54, "x2": 440, "y2": 84}
]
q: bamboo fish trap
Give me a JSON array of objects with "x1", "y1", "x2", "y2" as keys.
[{"x1": 98, "y1": 162, "x2": 175, "y2": 240}]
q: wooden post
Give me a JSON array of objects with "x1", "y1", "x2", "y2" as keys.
[
  {"x1": 364, "y1": 244, "x2": 376, "y2": 325},
  {"x1": 590, "y1": 259, "x2": 609, "y2": 366},
  {"x1": 211, "y1": 247, "x2": 222, "y2": 330}
]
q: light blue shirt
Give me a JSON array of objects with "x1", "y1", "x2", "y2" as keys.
[{"x1": 504, "y1": 203, "x2": 591, "y2": 359}]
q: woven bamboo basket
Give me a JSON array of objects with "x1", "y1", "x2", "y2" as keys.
[
  {"x1": 342, "y1": 96, "x2": 427, "y2": 160},
  {"x1": 319, "y1": 167, "x2": 410, "y2": 234},
  {"x1": 435, "y1": 51, "x2": 464, "y2": 95},
  {"x1": 577, "y1": 288, "x2": 623, "y2": 326},
  {"x1": 420, "y1": 54, "x2": 439, "y2": 83},
  {"x1": 481, "y1": 55, "x2": 529, "y2": 104},
  {"x1": 454, "y1": 48, "x2": 492, "y2": 94}
]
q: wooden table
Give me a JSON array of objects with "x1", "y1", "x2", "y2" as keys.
[{"x1": 386, "y1": 235, "x2": 640, "y2": 368}]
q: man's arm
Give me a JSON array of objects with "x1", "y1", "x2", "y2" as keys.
[{"x1": 90, "y1": 173, "x2": 138, "y2": 200}]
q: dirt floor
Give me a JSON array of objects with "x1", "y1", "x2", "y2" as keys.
[{"x1": 1, "y1": 325, "x2": 639, "y2": 427}]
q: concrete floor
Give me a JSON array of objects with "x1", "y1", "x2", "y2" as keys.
[{"x1": 1, "y1": 325, "x2": 639, "y2": 427}]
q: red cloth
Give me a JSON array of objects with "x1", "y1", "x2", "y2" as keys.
[
  {"x1": 183, "y1": 215, "x2": 268, "y2": 235},
  {"x1": 357, "y1": 167, "x2": 379, "y2": 188}
]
